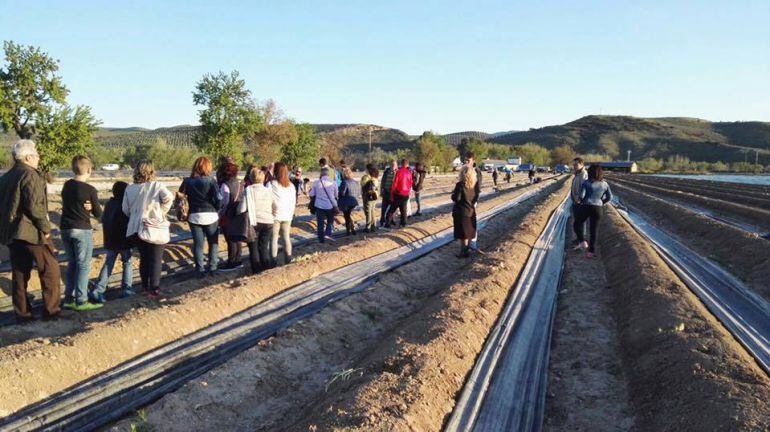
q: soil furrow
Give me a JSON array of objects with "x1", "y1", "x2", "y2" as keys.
[
  {"x1": 610, "y1": 182, "x2": 770, "y2": 302},
  {"x1": 609, "y1": 176, "x2": 770, "y2": 232},
  {"x1": 599, "y1": 206, "x2": 770, "y2": 431},
  {"x1": 104, "y1": 177, "x2": 566, "y2": 432},
  {"x1": 281, "y1": 180, "x2": 571, "y2": 431}
]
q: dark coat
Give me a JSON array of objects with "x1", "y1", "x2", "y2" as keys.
[
  {"x1": 0, "y1": 162, "x2": 51, "y2": 245},
  {"x1": 451, "y1": 182, "x2": 478, "y2": 240},
  {"x1": 181, "y1": 176, "x2": 221, "y2": 214},
  {"x1": 338, "y1": 179, "x2": 361, "y2": 210},
  {"x1": 101, "y1": 198, "x2": 131, "y2": 250},
  {"x1": 413, "y1": 169, "x2": 426, "y2": 192}
]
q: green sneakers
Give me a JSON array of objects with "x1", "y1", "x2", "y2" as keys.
[
  {"x1": 72, "y1": 302, "x2": 103, "y2": 312},
  {"x1": 62, "y1": 302, "x2": 76, "y2": 310}
]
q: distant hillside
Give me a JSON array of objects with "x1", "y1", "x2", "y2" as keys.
[
  {"x1": 312, "y1": 124, "x2": 415, "y2": 152},
  {"x1": 3, "y1": 115, "x2": 769, "y2": 165},
  {"x1": 442, "y1": 131, "x2": 491, "y2": 147},
  {"x1": 490, "y1": 115, "x2": 770, "y2": 164}
]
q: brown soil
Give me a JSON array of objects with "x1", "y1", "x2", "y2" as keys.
[
  {"x1": 544, "y1": 225, "x2": 635, "y2": 431},
  {"x1": 610, "y1": 181, "x2": 770, "y2": 303},
  {"x1": 610, "y1": 176, "x2": 770, "y2": 232},
  {"x1": 614, "y1": 175, "x2": 770, "y2": 210},
  {"x1": 599, "y1": 206, "x2": 770, "y2": 431},
  {"x1": 104, "y1": 177, "x2": 566, "y2": 432},
  {"x1": 279, "y1": 180, "x2": 571, "y2": 431},
  {"x1": 0, "y1": 176, "x2": 566, "y2": 416}
]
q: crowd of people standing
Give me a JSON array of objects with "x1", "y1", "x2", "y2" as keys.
[{"x1": 0, "y1": 140, "x2": 439, "y2": 323}]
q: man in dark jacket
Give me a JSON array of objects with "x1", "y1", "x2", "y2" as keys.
[{"x1": 0, "y1": 140, "x2": 61, "y2": 322}]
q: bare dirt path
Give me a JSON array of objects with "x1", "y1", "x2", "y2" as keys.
[{"x1": 544, "y1": 224, "x2": 635, "y2": 431}]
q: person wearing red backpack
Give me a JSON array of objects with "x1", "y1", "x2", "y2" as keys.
[{"x1": 386, "y1": 159, "x2": 414, "y2": 228}]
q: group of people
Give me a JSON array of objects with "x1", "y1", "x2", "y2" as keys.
[
  {"x1": 0, "y1": 139, "x2": 436, "y2": 323},
  {"x1": 0, "y1": 138, "x2": 613, "y2": 324},
  {"x1": 307, "y1": 157, "x2": 427, "y2": 242},
  {"x1": 570, "y1": 157, "x2": 613, "y2": 258}
]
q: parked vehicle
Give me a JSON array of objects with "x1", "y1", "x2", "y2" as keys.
[
  {"x1": 555, "y1": 164, "x2": 570, "y2": 174},
  {"x1": 517, "y1": 164, "x2": 535, "y2": 172},
  {"x1": 101, "y1": 163, "x2": 120, "y2": 171}
]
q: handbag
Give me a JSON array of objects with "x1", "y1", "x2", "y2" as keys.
[
  {"x1": 308, "y1": 196, "x2": 317, "y2": 215},
  {"x1": 226, "y1": 185, "x2": 255, "y2": 242},
  {"x1": 321, "y1": 182, "x2": 341, "y2": 216},
  {"x1": 138, "y1": 182, "x2": 171, "y2": 245}
]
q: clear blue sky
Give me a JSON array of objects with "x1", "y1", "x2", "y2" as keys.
[{"x1": 2, "y1": 0, "x2": 768, "y2": 134}]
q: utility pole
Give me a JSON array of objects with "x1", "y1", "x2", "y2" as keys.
[
  {"x1": 756, "y1": 149, "x2": 760, "y2": 173},
  {"x1": 368, "y1": 126, "x2": 373, "y2": 161},
  {"x1": 626, "y1": 150, "x2": 631, "y2": 162}
]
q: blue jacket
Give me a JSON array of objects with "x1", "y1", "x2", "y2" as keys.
[{"x1": 579, "y1": 180, "x2": 613, "y2": 206}]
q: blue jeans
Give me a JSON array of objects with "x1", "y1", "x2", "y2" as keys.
[
  {"x1": 61, "y1": 229, "x2": 94, "y2": 305},
  {"x1": 93, "y1": 249, "x2": 133, "y2": 297},
  {"x1": 189, "y1": 222, "x2": 219, "y2": 273},
  {"x1": 316, "y1": 208, "x2": 334, "y2": 242}
]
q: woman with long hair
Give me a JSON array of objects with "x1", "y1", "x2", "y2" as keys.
[
  {"x1": 338, "y1": 167, "x2": 362, "y2": 235},
  {"x1": 122, "y1": 160, "x2": 173, "y2": 298},
  {"x1": 218, "y1": 161, "x2": 244, "y2": 271},
  {"x1": 180, "y1": 156, "x2": 221, "y2": 277},
  {"x1": 270, "y1": 162, "x2": 296, "y2": 264},
  {"x1": 360, "y1": 164, "x2": 380, "y2": 232},
  {"x1": 451, "y1": 165, "x2": 479, "y2": 258},
  {"x1": 574, "y1": 164, "x2": 613, "y2": 258}
]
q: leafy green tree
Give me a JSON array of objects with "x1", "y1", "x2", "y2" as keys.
[
  {"x1": 459, "y1": 137, "x2": 489, "y2": 160},
  {"x1": 515, "y1": 142, "x2": 550, "y2": 166},
  {"x1": 281, "y1": 123, "x2": 320, "y2": 169},
  {"x1": 394, "y1": 148, "x2": 414, "y2": 163},
  {"x1": 0, "y1": 41, "x2": 99, "y2": 171},
  {"x1": 250, "y1": 98, "x2": 296, "y2": 165},
  {"x1": 35, "y1": 105, "x2": 99, "y2": 171},
  {"x1": 193, "y1": 70, "x2": 262, "y2": 164},
  {"x1": 414, "y1": 131, "x2": 443, "y2": 167},
  {"x1": 638, "y1": 157, "x2": 663, "y2": 172},
  {"x1": 550, "y1": 145, "x2": 574, "y2": 166},
  {"x1": 710, "y1": 161, "x2": 729, "y2": 172},
  {"x1": 487, "y1": 143, "x2": 515, "y2": 160},
  {"x1": 436, "y1": 140, "x2": 458, "y2": 172}
]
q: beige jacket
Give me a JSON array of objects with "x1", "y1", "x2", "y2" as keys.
[{"x1": 571, "y1": 168, "x2": 588, "y2": 203}]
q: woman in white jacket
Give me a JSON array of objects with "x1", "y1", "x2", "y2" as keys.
[
  {"x1": 270, "y1": 162, "x2": 296, "y2": 265},
  {"x1": 244, "y1": 168, "x2": 274, "y2": 272},
  {"x1": 122, "y1": 160, "x2": 173, "y2": 298}
]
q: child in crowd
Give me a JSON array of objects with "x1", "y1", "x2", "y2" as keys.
[
  {"x1": 91, "y1": 181, "x2": 134, "y2": 301},
  {"x1": 360, "y1": 164, "x2": 380, "y2": 232},
  {"x1": 61, "y1": 156, "x2": 103, "y2": 311}
]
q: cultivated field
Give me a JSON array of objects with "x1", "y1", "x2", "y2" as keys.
[{"x1": 0, "y1": 172, "x2": 768, "y2": 431}]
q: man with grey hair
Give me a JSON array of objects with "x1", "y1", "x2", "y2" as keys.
[{"x1": 0, "y1": 140, "x2": 61, "y2": 322}]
